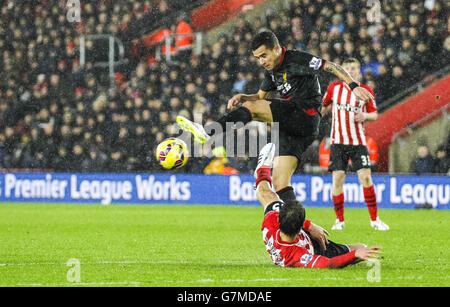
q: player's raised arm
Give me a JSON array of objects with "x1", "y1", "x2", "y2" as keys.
[{"x1": 323, "y1": 61, "x2": 375, "y2": 103}]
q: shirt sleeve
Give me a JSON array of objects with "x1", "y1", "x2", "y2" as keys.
[
  {"x1": 303, "y1": 220, "x2": 311, "y2": 231},
  {"x1": 291, "y1": 51, "x2": 326, "y2": 76},
  {"x1": 323, "y1": 83, "x2": 335, "y2": 107},
  {"x1": 261, "y1": 210, "x2": 279, "y2": 231},
  {"x1": 290, "y1": 248, "x2": 357, "y2": 269},
  {"x1": 361, "y1": 85, "x2": 377, "y2": 113},
  {"x1": 307, "y1": 250, "x2": 357, "y2": 269}
]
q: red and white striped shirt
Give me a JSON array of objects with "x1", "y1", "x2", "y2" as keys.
[
  {"x1": 262, "y1": 210, "x2": 357, "y2": 269},
  {"x1": 323, "y1": 81, "x2": 377, "y2": 146}
]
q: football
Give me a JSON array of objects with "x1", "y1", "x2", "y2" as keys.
[{"x1": 156, "y1": 137, "x2": 189, "y2": 169}]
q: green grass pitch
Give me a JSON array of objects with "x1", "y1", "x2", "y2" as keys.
[{"x1": 0, "y1": 203, "x2": 448, "y2": 287}]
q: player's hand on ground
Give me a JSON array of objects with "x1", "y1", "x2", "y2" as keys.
[
  {"x1": 354, "y1": 112, "x2": 366, "y2": 123},
  {"x1": 355, "y1": 246, "x2": 383, "y2": 261},
  {"x1": 352, "y1": 86, "x2": 374, "y2": 103},
  {"x1": 227, "y1": 94, "x2": 243, "y2": 110},
  {"x1": 307, "y1": 223, "x2": 329, "y2": 250}
]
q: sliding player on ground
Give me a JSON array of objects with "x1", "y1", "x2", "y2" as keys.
[{"x1": 255, "y1": 143, "x2": 382, "y2": 268}]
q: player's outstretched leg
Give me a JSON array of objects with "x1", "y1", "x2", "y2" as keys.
[
  {"x1": 177, "y1": 106, "x2": 254, "y2": 145},
  {"x1": 272, "y1": 156, "x2": 298, "y2": 203},
  {"x1": 176, "y1": 116, "x2": 211, "y2": 144},
  {"x1": 254, "y1": 143, "x2": 276, "y2": 179},
  {"x1": 254, "y1": 143, "x2": 278, "y2": 205}
]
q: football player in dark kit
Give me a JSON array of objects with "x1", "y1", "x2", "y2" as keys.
[{"x1": 177, "y1": 30, "x2": 374, "y2": 203}]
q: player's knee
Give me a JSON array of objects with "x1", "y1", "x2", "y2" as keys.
[
  {"x1": 242, "y1": 101, "x2": 257, "y2": 115},
  {"x1": 332, "y1": 172, "x2": 346, "y2": 188},
  {"x1": 334, "y1": 177, "x2": 345, "y2": 188},
  {"x1": 243, "y1": 100, "x2": 271, "y2": 122},
  {"x1": 358, "y1": 172, "x2": 373, "y2": 187}
]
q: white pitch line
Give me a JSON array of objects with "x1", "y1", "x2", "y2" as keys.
[
  {"x1": 0, "y1": 260, "x2": 186, "y2": 267},
  {"x1": 0, "y1": 259, "x2": 264, "y2": 267},
  {"x1": 156, "y1": 274, "x2": 450, "y2": 285},
  {"x1": 11, "y1": 281, "x2": 141, "y2": 287},
  {"x1": 2, "y1": 275, "x2": 446, "y2": 287},
  {"x1": 167, "y1": 277, "x2": 344, "y2": 284}
]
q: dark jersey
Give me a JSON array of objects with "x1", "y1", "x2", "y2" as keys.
[{"x1": 260, "y1": 47, "x2": 326, "y2": 111}]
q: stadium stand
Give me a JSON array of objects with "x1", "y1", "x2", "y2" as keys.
[{"x1": 0, "y1": 0, "x2": 448, "y2": 173}]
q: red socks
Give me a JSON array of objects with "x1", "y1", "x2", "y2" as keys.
[
  {"x1": 255, "y1": 167, "x2": 272, "y2": 188},
  {"x1": 333, "y1": 193, "x2": 345, "y2": 222},
  {"x1": 363, "y1": 185, "x2": 378, "y2": 221},
  {"x1": 333, "y1": 185, "x2": 378, "y2": 222}
]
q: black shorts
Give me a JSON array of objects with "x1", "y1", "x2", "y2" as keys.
[
  {"x1": 328, "y1": 144, "x2": 371, "y2": 173},
  {"x1": 306, "y1": 232, "x2": 350, "y2": 258},
  {"x1": 269, "y1": 98, "x2": 320, "y2": 162},
  {"x1": 264, "y1": 200, "x2": 284, "y2": 215}
]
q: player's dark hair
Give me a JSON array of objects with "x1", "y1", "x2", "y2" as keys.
[
  {"x1": 278, "y1": 200, "x2": 306, "y2": 238},
  {"x1": 251, "y1": 30, "x2": 279, "y2": 51},
  {"x1": 342, "y1": 57, "x2": 360, "y2": 66}
]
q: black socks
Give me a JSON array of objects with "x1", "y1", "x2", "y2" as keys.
[
  {"x1": 206, "y1": 107, "x2": 252, "y2": 137},
  {"x1": 276, "y1": 186, "x2": 296, "y2": 203}
]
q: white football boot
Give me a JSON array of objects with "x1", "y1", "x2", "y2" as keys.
[
  {"x1": 370, "y1": 217, "x2": 390, "y2": 230},
  {"x1": 331, "y1": 219, "x2": 345, "y2": 230},
  {"x1": 254, "y1": 143, "x2": 276, "y2": 179},
  {"x1": 176, "y1": 115, "x2": 211, "y2": 144}
]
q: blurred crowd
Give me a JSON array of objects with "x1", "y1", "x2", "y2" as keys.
[
  {"x1": 411, "y1": 140, "x2": 450, "y2": 175},
  {"x1": 0, "y1": 0, "x2": 448, "y2": 173}
]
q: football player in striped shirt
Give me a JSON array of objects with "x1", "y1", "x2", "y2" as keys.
[
  {"x1": 322, "y1": 58, "x2": 389, "y2": 231},
  {"x1": 255, "y1": 143, "x2": 382, "y2": 268}
]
